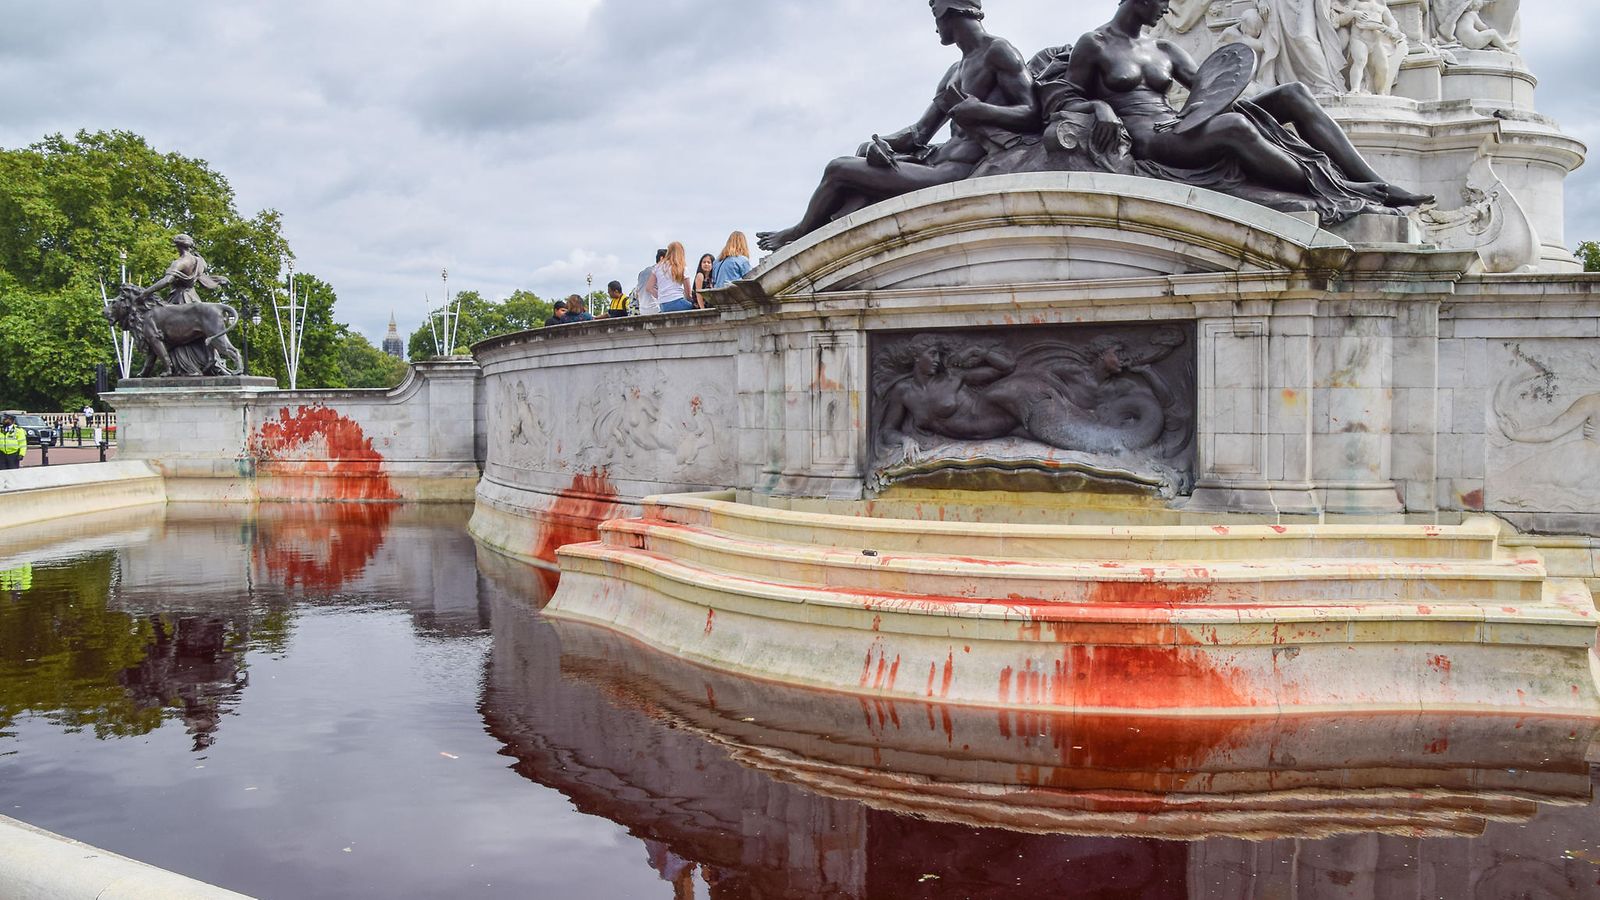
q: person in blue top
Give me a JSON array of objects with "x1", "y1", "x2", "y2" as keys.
[{"x1": 712, "y1": 231, "x2": 753, "y2": 289}]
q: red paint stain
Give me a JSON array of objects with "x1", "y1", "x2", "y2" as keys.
[
  {"x1": 251, "y1": 405, "x2": 400, "y2": 501},
  {"x1": 1000, "y1": 644, "x2": 1252, "y2": 711},
  {"x1": 689, "y1": 395, "x2": 704, "y2": 414},
  {"x1": 1425, "y1": 738, "x2": 1449, "y2": 754},
  {"x1": 926, "y1": 662, "x2": 937, "y2": 698},
  {"x1": 1427, "y1": 655, "x2": 1452, "y2": 674},
  {"x1": 1212, "y1": 525, "x2": 1230, "y2": 535},
  {"x1": 1270, "y1": 525, "x2": 1288, "y2": 534},
  {"x1": 999, "y1": 666, "x2": 1014, "y2": 705},
  {"x1": 533, "y1": 468, "x2": 621, "y2": 568},
  {"x1": 704, "y1": 685, "x2": 716, "y2": 709},
  {"x1": 941, "y1": 652, "x2": 955, "y2": 698},
  {"x1": 703, "y1": 608, "x2": 715, "y2": 636},
  {"x1": 1087, "y1": 581, "x2": 1215, "y2": 605},
  {"x1": 887, "y1": 655, "x2": 901, "y2": 691},
  {"x1": 1461, "y1": 489, "x2": 1485, "y2": 511},
  {"x1": 256, "y1": 503, "x2": 394, "y2": 591}
]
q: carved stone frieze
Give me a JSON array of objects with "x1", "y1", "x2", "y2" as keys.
[
  {"x1": 868, "y1": 324, "x2": 1197, "y2": 496},
  {"x1": 1488, "y1": 340, "x2": 1600, "y2": 517}
]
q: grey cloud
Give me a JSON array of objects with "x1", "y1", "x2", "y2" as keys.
[{"x1": 2, "y1": 0, "x2": 1597, "y2": 345}]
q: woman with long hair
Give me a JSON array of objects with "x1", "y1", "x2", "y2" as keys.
[
  {"x1": 712, "y1": 231, "x2": 753, "y2": 289},
  {"x1": 645, "y1": 242, "x2": 694, "y2": 313},
  {"x1": 689, "y1": 253, "x2": 716, "y2": 309}
]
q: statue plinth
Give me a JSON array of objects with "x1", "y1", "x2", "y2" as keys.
[{"x1": 114, "y1": 376, "x2": 279, "y2": 392}]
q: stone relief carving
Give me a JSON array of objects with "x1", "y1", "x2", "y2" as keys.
[
  {"x1": 1413, "y1": 150, "x2": 1538, "y2": 273},
  {"x1": 1489, "y1": 342, "x2": 1600, "y2": 514},
  {"x1": 574, "y1": 363, "x2": 735, "y2": 484},
  {"x1": 1430, "y1": 0, "x2": 1517, "y2": 52},
  {"x1": 489, "y1": 363, "x2": 735, "y2": 486},
  {"x1": 1332, "y1": 0, "x2": 1407, "y2": 94},
  {"x1": 868, "y1": 325, "x2": 1197, "y2": 496},
  {"x1": 495, "y1": 378, "x2": 551, "y2": 468},
  {"x1": 1218, "y1": 0, "x2": 1282, "y2": 94}
]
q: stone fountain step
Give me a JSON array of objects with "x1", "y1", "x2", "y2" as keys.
[
  {"x1": 639, "y1": 493, "x2": 1508, "y2": 563},
  {"x1": 599, "y1": 518, "x2": 1547, "y2": 607},
  {"x1": 552, "y1": 538, "x2": 1600, "y2": 714},
  {"x1": 548, "y1": 492, "x2": 1600, "y2": 715}
]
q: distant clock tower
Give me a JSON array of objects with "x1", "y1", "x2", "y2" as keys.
[{"x1": 382, "y1": 313, "x2": 404, "y2": 359}]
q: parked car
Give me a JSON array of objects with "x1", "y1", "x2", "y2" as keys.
[{"x1": 2, "y1": 412, "x2": 57, "y2": 447}]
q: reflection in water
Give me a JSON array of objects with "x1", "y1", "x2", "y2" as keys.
[
  {"x1": 3, "y1": 506, "x2": 1600, "y2": 899},
  {"x1": 477, "y1": 547, "x2": 1600, "y2": 899}
]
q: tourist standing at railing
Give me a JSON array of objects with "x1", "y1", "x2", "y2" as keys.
[
  {"x1": 632, "y1": 248, "x2": 667, "y2": 316},
  {"x1": 688, "y1": 253, "x2": 715, "y2": 309},
  {"x1": 712, "y1": 231, "x2": 753, "y2": 289},
  {"x1": 0, "y1": 414, "x2": 24, "y2": 470},
  {"x1": 606, "y1": 281, "x2": 630, "y2": 318},
  {"x1": 645, "y1": 242, "x2": 695, "y2": 313}
]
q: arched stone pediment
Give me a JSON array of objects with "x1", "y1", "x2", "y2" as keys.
[{"x1": 748, "y1": 172, "x2": 1352, "y2": 299}]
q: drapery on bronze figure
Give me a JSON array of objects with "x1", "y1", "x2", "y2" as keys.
[
  {"x1": 759, "y1": 0, "x2": 1434, "y2": 250},
  {"x1": 106, "y1": 234, "x2": 245, "y2": 377},
  {"x1": 756, "y1": 0, "x2": 1038, "y2": 252}
]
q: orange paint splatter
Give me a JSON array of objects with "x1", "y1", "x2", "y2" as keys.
[
  {"x1": 533, "y1": 468, "x2": 621, "y2": 568},
  {"x1": 251, "y1": 405, "x2": 401, "y2": 501}
]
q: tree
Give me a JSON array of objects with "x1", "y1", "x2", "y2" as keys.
[
  {"x1": 405, "y1": 289, "x2": 554, "y2": 360},
  {"x1": 0, "y1": 130, "x2": 291, "y2": 409},
  {"x1": 335, "y1": 330, "x2": 409, "y2": 389},
  {"x1": 0, "y1": 130, "x2": 397, "y2": 406},
  {"x1": 1578, "y1": 241, "x2": 1600, "y2": 273}
]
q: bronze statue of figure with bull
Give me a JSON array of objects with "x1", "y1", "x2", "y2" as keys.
[{"x1": 105, "y1": 233, "x2": 246, "y2": 378}]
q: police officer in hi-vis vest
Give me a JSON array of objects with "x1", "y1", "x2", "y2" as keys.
[{"x1": 0, "y1": 413, "x2": 25, "y2": 470}]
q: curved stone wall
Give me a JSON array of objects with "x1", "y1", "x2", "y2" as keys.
[{"x1": 470, "y1": 173, "x2": 1600, "y2": 573}]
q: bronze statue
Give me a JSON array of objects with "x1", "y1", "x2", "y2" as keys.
[
  {"x1": 757, "y1": 0, "x2": 1038, "y2": 252},
  {"x1": 1044, "y1": 0, "x2": 1429, "y2": 213},
  {"x1": 107, "y1": 284, "x2": 244, "y2": 377},
  {"x1": 140, "y1": 234, "x2": 229, "y2": 305},
  {"x1": 762, "y1": 0, "x2": 1434, "y2": 241},
  {"x1": 108, "y1": 234, "x2": 244, "y2": 377}
]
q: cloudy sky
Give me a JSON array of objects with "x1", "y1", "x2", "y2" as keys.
[{"x1": 2, "y1": 0, "x2": 1596, "y2": 343}]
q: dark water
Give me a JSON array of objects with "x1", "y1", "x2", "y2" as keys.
[{"x1": 3, "y1": 505, "x2": 1600, "y2": 899}]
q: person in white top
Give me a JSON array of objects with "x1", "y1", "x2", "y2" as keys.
[{"x1": 645, "y1": 242, "x2": 695, "y2": 313}]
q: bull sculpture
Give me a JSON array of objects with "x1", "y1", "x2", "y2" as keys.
[{"x1": 106, "y1": 284, "x2": 245, "y2": 378}]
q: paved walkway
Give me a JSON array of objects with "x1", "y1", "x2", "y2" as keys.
[{"x1": 16, "y1": 444, "x2": 119, "y2": 468}]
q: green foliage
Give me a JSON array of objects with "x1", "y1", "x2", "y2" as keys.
[
  {"x1": 0, "y1": 272, "x2": 114, "y2": 411},
  {"x1": 405, "y1": 289, "x2": 555, "y2": 361},
  {"x1": 335, "y1": 330, "x2": 409, "y2": 389},
  {"x1": 0, "y1": 555, "x2": 165, "y2": 739},
  {"x1": 1578, "y1": 241, "x2": 1600, "y2": 273}
]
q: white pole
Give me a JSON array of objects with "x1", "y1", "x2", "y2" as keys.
[
  {"x1": 98, "y1": 280, "x2": 130, "y2": 379},
  {"x1": 425, "y1": 291, "x2": 442, "y2": 357}
]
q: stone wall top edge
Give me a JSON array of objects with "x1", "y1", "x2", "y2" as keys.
[{"x1": 471, "y1": 309, "x2": 723, "y2": 359}]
